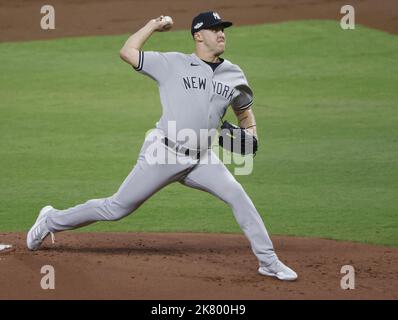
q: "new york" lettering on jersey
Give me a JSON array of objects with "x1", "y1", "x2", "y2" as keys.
[
  {"x1": 212, "y1": 80, "x2": 235, "y2": 101},
  {"x1": 182, "y1": 77, "x2": 235, "y2": 101},
  {"x1": 183, "y1": 76, "x2": 207, "y2": 90}
]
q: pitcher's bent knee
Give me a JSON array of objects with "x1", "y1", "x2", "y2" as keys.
[{"x1": 222, "y1": 182, "x2": 246, "y2": 204}]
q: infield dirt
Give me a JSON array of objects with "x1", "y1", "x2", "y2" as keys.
[
  {"x1": 1, "y1": 232, "x2": 397, "y2": 299},
  {"x1": 0, "y1": 0, "x2": 397, "y2": 42}
]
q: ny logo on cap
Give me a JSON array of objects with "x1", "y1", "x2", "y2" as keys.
[{"x1": 213, "y1": 12, "x2": 221, "y2": 20}]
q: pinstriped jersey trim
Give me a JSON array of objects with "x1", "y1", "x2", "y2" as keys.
[
  {"x1": 239, "y1": 99, "x2": 253, "y2": 110},
  {"x1": 133, "y1": 51, "x2": 144, "y2": 71}
]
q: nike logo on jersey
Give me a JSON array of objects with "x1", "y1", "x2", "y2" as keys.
[{"x1": 190, "y1": 63, "x2": 200, "y2": 66}]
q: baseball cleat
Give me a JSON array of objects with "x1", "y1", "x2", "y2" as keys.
[
  {"x1": 27, "y1": 205, "x2": 55, "y2": 251},
  {"x1": 258, "y1": 260, "x2": 298, "y2": 281}
]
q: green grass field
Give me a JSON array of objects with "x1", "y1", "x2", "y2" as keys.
[{"x1": 1, "y1": 21, "x2": 397, "y2": 246}]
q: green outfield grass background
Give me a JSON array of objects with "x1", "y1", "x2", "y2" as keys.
[{"x1": 1, "y1": 21, "x2": 397, "y2": 246}]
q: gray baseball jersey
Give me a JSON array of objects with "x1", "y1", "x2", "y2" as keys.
[{"x1": 134, "y1": 52, "x2": 253, "y2": 150}]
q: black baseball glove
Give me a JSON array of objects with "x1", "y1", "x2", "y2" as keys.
[{"x1": 218, "y1": 121, "x2": 258, "y2": 155}]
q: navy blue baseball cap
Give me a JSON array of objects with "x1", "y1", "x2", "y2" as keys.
[{"x1": 191, "y1": 11, "x2": 233, "y2": 35}]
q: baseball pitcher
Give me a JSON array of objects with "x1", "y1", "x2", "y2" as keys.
[{"x1": 27, "y1": 12, "x2": 297, "y2": 281}]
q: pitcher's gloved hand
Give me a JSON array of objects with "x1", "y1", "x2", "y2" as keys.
[{"x1": 218, "y1": 121, "x2": 258, "y2": 155}]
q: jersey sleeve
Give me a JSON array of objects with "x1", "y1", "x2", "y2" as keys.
[
  {"x1": 133, "y1": 51, "x2": 169, "y2": 83},
  {"x1": 228, "y1": 64, "x2": 254, "y2": 111},
  {"x1": 230, "y1": 84, "x2": 254, "y2": 111}
]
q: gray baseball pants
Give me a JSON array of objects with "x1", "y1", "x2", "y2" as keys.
[{"x1": 46, "y1": 129, "x2": 277, "y2": 267}]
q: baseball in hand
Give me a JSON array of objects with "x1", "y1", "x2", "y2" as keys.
[
  {"x1": 163, "y1": 16, "x2": 173, "y2": 24},
  {"x1": 161, "y1": 15, "x2": 173, "y2": 31}
]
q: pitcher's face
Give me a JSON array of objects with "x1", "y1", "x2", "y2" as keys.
[{"x1": 199, "y1": 26, "x2": 226, "y2": 56}]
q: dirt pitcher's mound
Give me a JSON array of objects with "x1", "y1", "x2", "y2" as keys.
[{"x1": 0, "y1": 232, "x2": 397, "y2": 299}]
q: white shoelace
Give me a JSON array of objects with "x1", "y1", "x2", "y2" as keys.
[{"x1": 50, "y1": 232, "x2": 55, "y2": 244}]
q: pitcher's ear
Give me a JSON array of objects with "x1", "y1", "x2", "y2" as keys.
[{"x1": 193, "y1": 31, "x2": 203, "y2": 42}]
